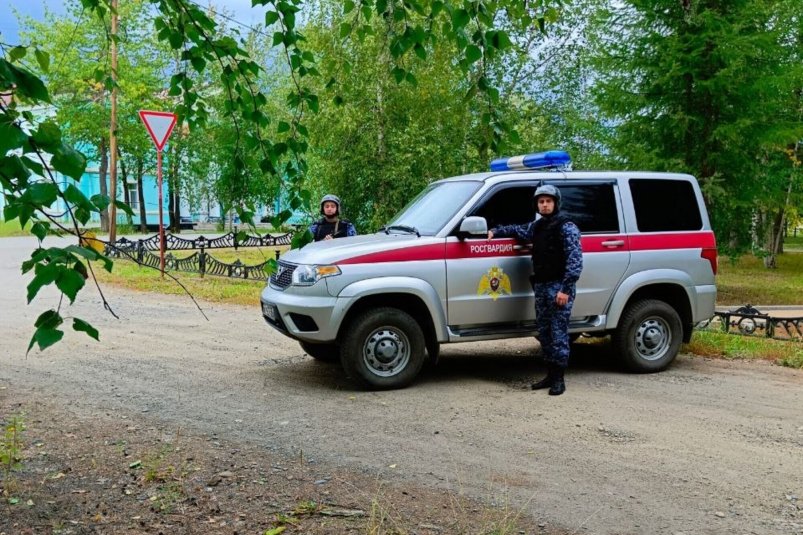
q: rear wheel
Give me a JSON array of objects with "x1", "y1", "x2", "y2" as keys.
[
  {"x1": 299, "y1": 341, "x2": 339, "y2": 362},
  {"x1": 613, "y1": 299, "x2": 682, "y2": 372},
  {"x1": 340, "y1": 308, "x2": 426, "y2": 390}
]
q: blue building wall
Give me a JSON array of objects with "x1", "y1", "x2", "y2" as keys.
[{"x1": 49, "y1": 162, "x2": 169, "y2": 226}]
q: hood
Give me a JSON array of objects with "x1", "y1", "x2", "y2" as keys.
[{"x1": 279, "y1": 232, "x2": 442, "y2": 265}]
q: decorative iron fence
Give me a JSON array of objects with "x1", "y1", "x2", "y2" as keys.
[
  {"x1": 706, "y1": 304, "x2": 803, "y2": 341},
  {"x1": 105, "y1": 230, "x2": 293, "y2": 280}
]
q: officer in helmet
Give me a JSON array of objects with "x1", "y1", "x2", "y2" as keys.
[
  {"x1": 487, "y1": 185, "x2": 583, "y2": 396},
  {"x1": 309, "y1": 194, "x2": 357, "y2": 241}
]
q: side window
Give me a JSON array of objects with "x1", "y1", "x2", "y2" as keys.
[
  {"x1": 557, "y1": 184, "x2": 620, "y2": 234},
  {"x1": 470, "y1": 186, "x2": 536, "y2": 229},
  {"x1": 630, "y1": 179, "x2": 702, "y2": 232}
]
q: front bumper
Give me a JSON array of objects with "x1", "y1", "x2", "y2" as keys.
[{"x1": 260, "y1": 283, "x2": 346, "y2": 343}]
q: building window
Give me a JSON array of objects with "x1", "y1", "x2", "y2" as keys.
[{"x1": 127, "y1": 183, "x2": 139, "y2": 210}]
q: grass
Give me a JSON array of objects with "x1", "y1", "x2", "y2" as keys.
[
  {"x1": 94, "y1": 251, "x2": 271, "y2": 307},
  {"x1": 0, "y1": 220, "x2": 30, "y2": 237},
  {"x1": 1, "y1": 413, "x2": 25, "y2": 503},
  {"x1": 687, "y1": 328, "x2": 803, "y2": 368},
  {"x1": 716, "y1": 247, "x2": 803, "y2": 305},
  {"x1": 784, "y1": 233, "x2": 803, "y2": 251}
]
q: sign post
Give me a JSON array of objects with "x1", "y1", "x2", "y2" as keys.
[{"x1": 138, "y1": 110, "x2": 178, "y2": 278}]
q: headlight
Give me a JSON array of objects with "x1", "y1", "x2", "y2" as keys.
[{"x1": 291, "y1": 264, "x2": 341, "y2": 286}]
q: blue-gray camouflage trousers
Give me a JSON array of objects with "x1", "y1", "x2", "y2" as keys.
[{"x1": 534, "y1": 281, "x2": 575, "y2": 369}]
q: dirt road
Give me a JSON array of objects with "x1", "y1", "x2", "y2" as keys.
[{"x1": 1, "y1": 236, "x2": 802, "y2": 534}]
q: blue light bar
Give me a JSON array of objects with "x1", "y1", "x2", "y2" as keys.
[{"x1": 490, "y1": 150, "x2": 572, "y2": 172}]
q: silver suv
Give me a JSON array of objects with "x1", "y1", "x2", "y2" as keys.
[{"x1": 261, "y1": 152, "x2": 718, "y2": 389}]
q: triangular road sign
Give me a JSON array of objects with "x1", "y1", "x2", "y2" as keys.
[{"x1": 138, "y1": 110, "x2": 178, "y2": 151}]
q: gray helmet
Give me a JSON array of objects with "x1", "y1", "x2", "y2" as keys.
[
  {"x1": 533, "y1": 185, "x2": 561, "y2": 209},
  {"x1": 320, "y1": 194, "x2": 341, "y2": 215}
]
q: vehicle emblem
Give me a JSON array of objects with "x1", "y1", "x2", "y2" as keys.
[{"x1": 477, "y1": 266, "x2": 512, "y2": 301}]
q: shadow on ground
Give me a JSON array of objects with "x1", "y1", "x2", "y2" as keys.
[{"x1": 264, "y1": 337, "x2": 632, "y2": 392}]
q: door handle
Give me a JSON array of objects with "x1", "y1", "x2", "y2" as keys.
[{"x1": 601, "y1": 240, "x2": 625, "y2": 248}]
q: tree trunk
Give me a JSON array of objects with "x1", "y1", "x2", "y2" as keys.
[
  {"x1": 117, "y1": 147, "x2": 133, "y2": 227},
  {"x1": 771, "y1": 209, "x2": 785, "y2": 256},
  {"x1": 98, "y1": 138, "x2": 109, "y2": 232},
  {"x1": 136, "y1": 158, "x2": 147, "y2": 234},
  {"x1": 763, "y1": 168, "x2": 796, "y2": 268},
  {"x1": 168, "y1": 143, "x2": 180, "y2": 233},
  {"x1": 172, "y1": 187, "x2": 181, "y2": 233}
]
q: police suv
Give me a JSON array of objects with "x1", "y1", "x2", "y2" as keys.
[{"x1": 261, "y1": 151, "x2": 718, "y2": 389}]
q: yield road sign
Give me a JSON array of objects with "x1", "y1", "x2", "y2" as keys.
[{"x1": 138, "y1": 110, "x2": 177, "y2": 151}]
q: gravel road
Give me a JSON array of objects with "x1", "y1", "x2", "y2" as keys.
[{"x1": 1, "y1": 236, "x2": 802, "y2": 534}]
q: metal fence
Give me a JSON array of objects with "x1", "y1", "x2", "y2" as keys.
[
  {"x1": 105, "y1": 230, "x2": 293, "y2": 280},
  {"x1": 707, "y1": 305, "x2": 803, "y2": 341}
]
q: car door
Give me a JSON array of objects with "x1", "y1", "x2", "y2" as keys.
[
  {"x1": 550, "y1": 180, "x2": 631, "y2": 317},
  {"x1": 445, "y1": 184, "x2": 537, "y2": 330}
]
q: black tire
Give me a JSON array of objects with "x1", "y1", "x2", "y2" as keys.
[
  {"x1": 299, "y1": 341, "x2": 340, "y2": 362},
  {"x1": 613, "y1": 299, "x2": 683, "y2": 372},
  {"x1": 426, "y1": 338, "x2": 440, "y2": 365},
  {"x1": 340, "y1": 308, "x2": 426, "y2": 390}
]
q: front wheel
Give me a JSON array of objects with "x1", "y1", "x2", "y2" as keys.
[
  {"x1": 340, "y1": 308, "x2": 426, "y2": 390},
  {"x1": 613, "y1": 299, "x2": 682, "y2": 372}
]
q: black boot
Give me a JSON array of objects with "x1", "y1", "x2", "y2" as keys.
[
  {"x1": 531, "y1": 365, "x2": 555, "y2": 390},
  {"x1": 548, "y1": 368, "x2": 566, "y2": 396}
]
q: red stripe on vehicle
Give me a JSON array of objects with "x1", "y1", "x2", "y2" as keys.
[
  {"x1": 336, "y1": 243, "x2": 446, "y2": 265},
  {"x1": 334, "y1": 231, "x2": 716, "y2": 265},
  {"x1": 628, "y1": 231, "x2": 716, "y2": 251}
]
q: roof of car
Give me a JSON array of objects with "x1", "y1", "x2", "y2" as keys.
[{"x1": 433, "y1": 170, "x2": 697, "y2": 186}]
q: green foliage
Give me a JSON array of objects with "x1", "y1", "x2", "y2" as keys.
[
  {"x1": 590, "y1": 0, "x2": 803, "y2": 251},
  {"x1": 296, "y1": 0, "x2": 560, "y2": 229},
  {"x1": 0, "y1": 413, "x2": 25, "y2": 478}
]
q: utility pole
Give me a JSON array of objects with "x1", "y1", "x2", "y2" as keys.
[{"x1": 108, "y1": 0, "x2": 119, "y2": 242}]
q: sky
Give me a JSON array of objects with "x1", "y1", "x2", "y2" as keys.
[{"x1": 0, "y1": 0, "x2": 269, "y2": 46}]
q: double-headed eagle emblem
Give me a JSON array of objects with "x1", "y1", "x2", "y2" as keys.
[{"x1": 477, "y1": 266, "x2": 512, "y2": 301}]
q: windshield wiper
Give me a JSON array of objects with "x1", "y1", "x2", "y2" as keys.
[{"x1": 383, "y1": 225, "x2": 420, "y2": 237}]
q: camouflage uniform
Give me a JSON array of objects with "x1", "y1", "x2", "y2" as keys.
[{"x1": 492, "y1": 217, "x2": 583, "y2": 368}]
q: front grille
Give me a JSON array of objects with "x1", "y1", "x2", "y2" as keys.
[{"x1": 270, "y1": 261, "x2": 297, "y2": 290}]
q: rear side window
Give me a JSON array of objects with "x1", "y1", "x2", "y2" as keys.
[
  {"x1": 557, "y1": 184, "x2": 619, "y2": 234},
  {"x1": 630, "y1": 179, "x2": 702, "y2": 232}
]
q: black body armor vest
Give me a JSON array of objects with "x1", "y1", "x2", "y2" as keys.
[
  {"x1": 531, "y1": 213, "x2": 571, "y2": 283},
  {"x1": 313, "y1": 218, "x2": 351, "y2": 241}
]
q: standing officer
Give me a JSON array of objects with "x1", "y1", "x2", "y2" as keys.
[
  {"x1": 310, "y1": 194, "x2": 357, "y2": 241},
  {"x1": 487, "y1": 185, "x2": 583, "y2": 395}
]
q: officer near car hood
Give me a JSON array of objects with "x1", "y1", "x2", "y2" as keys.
[
  {"x1": 310, "y1": 194, "x2": 357, "y2": 241},
  {"x1": 487, "y1": 185, "x2": 583, "y2": 395}
]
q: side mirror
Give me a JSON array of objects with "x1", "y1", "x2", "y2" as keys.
[{"x1": 458, "y1": 216, "x2": 488, "y2": 240}]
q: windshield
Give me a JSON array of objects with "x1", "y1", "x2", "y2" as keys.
[{"x1": 385, "y1": 180, "x2": 482, "y2": 236}]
